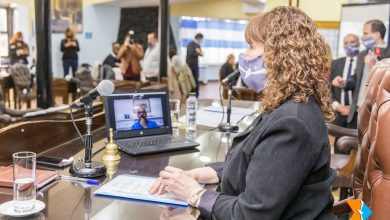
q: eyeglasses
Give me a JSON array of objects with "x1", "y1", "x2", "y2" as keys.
[{"x1": 137, "y1": 111, "x2": 147, "y2": 115}]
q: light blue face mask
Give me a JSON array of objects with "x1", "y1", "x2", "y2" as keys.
[
  {"x1": 361, "y1": 36, "x2": 376, "y2": 50},
  {"x1": 238, "y1": 53, "x2": 267, "y2": 93}
]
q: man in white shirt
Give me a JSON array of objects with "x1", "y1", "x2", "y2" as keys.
[
  {"x1": 141, "y1": 32, "x2": 160, "y2": 82},
  {"x1": 329, "y1": 34, "x2": 359, "y2": 129}
]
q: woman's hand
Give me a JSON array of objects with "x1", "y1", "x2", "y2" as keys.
[
  {"x1": 149, "y1": 166, "x2": 202, "y2": 202},
  {"x1": 186, "y1": 167, "x2": 219, "y2": 184}
]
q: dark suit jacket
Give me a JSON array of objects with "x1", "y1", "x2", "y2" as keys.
[
  {"x1": 346, "y1": 46, "x2": 390, "y2": 123},
  {"x1": 200, "y1": 99, "x2": 336, "y2": 220},
  {"x1": 329, "y1": 57, "x2": 347, "y2": 104}
]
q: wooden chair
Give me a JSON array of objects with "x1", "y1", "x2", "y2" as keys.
[{"x1": 9, "y1": 63, "x2": 36, "y2": 109}]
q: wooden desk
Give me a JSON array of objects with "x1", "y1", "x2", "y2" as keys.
[
  {"x1": 113, "y1": 80, "x2": 150, "y2": 90},
  {"x1": 0, "y1": 99, "x2": 258, "y2": 219}
]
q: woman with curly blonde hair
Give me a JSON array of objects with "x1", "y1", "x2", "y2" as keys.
[{"x1": 149, "y1": 7, "x2": 336, "y2": 219}]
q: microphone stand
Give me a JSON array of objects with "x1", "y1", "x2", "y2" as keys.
[
  {"x1": 218, "y1": 81, "x2": 238, "y2": 132},
  {"x1": 70, "y1": 101, "x2": 107, "y2": 178}
]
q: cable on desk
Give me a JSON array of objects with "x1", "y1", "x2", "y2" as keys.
[
  {"x1": 208, "y1": 83, "x2": 225, "y2": 131},
  {"x1": 70, "y1": 106, "x2": 85, "y2": 143}
]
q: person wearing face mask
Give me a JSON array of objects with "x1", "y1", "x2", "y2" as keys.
[
  {"x1": 186, "y1": 33, "x2": 204, "y2": 97},
  {"x1": 60, "y1": 27, "x2": 80, "y2": 77},
  {"x1": 141, "y1": 32, "x2": 160, "y2": 82},
  {"x1": 148, "y1": 7, "x2": 336, "y2": 220},
  {"x1": 9, "y1": 32, "x2": 29, "y2": 65},
  {"x1": 332, "y1": 20, "x2": 390, "y2": 129},
  {"x1": 103, "y1": 42, "x2": 121, "y2": 68},
  {"x1": 329, "y1": 34, "x2": 360, "y2": 130}
]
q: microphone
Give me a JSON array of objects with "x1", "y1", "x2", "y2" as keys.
[
  {"x1": 222, "y1": 69, "x2": 240, "y2": 84},
  {"x1": 71, "y1": 80, "x2": 114, "y2": 108}
]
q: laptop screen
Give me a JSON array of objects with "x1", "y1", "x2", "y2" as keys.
[{"x1": 104, "y1": 89, "x2": 172, "y2": 139}]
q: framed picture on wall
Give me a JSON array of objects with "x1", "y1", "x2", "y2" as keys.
[{"x1": 51, "y1": 0, "x2": 82, "y2": 33}]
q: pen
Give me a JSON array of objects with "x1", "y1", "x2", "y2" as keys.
[{"x1": 59, "y1": 175, "x2": 100, "y2": 185}]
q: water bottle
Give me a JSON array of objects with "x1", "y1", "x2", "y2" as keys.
[{"x1": 186, "y1": 93, "x2": 198, "y2": 131}]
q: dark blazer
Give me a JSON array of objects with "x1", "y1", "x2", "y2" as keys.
[
  {"x1": 201, "y1": 99, "x2": 336, "y2": 220},
  {"x1": 346, "y1": 46, "x2": 390, "y2": 123},
  {"x1": 329, "y1": 57, "x2": 346, "y2": 104}
]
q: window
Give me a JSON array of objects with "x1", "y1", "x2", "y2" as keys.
[
  {"x1": 0, "y1": 8, "x2": 8, "y2": 57},
  {"x1": 0, "y1": 6, "x2": 13, "y2": 58}
]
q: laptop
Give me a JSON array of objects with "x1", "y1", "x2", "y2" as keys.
[{"x1": 104, "y1": 89, "x2": 199, "y2": 155}]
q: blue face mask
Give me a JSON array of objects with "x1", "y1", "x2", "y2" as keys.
[
  {"x1": 361, "y1": 36, "x2": 376, "y2": 49},
  {"x1": 238, "y1": 53, "x2": 267, "y2": 93},
  {"x1": 344, "y1": 44, "x2": 360, "y2": 57}
]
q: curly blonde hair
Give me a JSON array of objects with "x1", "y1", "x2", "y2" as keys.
[{"x1": 245, "y1": 7, "x2": 334, "y2": 121}]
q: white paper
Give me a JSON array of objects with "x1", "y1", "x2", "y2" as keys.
[{"x1": 94, "y1": 174, "x2": 187, "y2": 206}]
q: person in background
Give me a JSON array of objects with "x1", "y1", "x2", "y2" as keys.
[
  {"x1": 186, "y1": 33, "x2": 203, "y2": 97},
  {"x1": 220, "y1": 53, "x2": 237, "y2": 83},
  {"x1": 332, "y1": 19, "x2": 390, "y2": 129},
  {"x1": 103, "y1": 42, "x2": 120, "y2": 68},
  {"x1": 118, "y1": 35, "x2": 144, "y2": 81},
  {"x1": 149, "y1": 7, "x2": 336, "y2": 220},
  {"x1": 61, "y1": 27, "x2": 80, "y2": 77},
  {"x1": 141, "y1": 32, "x2": 160, "y2": 82},
  {"x1": 329, "y1": 34, "x2": 359, "y2": 129},
  {"x1": 324, "y1": 43, "x2": 333, "y2": 77},
  {"x1": 9, "y1": 32, "x2": 29, "y2": 65}
]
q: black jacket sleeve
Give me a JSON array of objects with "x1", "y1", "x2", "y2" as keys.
[
  {"x1": 208, "y1": 117, "x2": 316, "y2": 220},
  {"x1": 60, "y1": 39, "x2": 65, "y2": 52},
  {"x1": 75, "y1": 40, "x2": 80, "y2": 52}
]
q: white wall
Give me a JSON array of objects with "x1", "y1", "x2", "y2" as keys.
[{"x1": 51, "y1": 4, "x2": 120, "y2": 77}]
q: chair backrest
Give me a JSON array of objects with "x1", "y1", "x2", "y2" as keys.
[
  {"x1": 353, "y1": 60, "x2": 387, "y2": 199},
  {"x1": 75, "y1": 67, "x2": 94, "y2": 95},
  {"x1": 100, "y1": 64, "x2": 115, "y2": 80},
  {"x1": 365, "y1": 61, "x2": 390, "y2": 219},
  {"x1": 9, "y1": 63, "x2": 32, "y2": 89},
  {"x1": 351, "y1": 58, "x2": 390, "y2": 218}
]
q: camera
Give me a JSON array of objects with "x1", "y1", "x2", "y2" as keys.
[{"x1": 128, "y1": 30, "x2": 135, "y2": 44}]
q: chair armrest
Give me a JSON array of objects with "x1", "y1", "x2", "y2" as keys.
[
  {"x1": 332, "y1": 199, "x2": 352, "y2": 215},
  {"x1": 326, "y1": 123, "x2": 358, "y2": 138},
  {"x1": 335, "y1": 136, "x2": 359, "y2": 153},
  {"x1": 0, "y1": 114, "x2": 12, "y2": 125},
  {"x1": 4, "y1": 108, "x2": 42, "y2": 117}
]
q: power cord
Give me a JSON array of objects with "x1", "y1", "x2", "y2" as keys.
[
  {"x1": 70, "y1": 106, "x2": 85, "y2": 143},
  {"x1": 208, "y1": 83, "x2": 225, "y2": 131}
]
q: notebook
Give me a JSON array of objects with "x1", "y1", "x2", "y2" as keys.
[
  {"x1": 0, "y1": 166, "x2": 58, "y2": 189},
  {"x1": 94, "y1": 174, "x2": 188, "y2": 206},
  {"x1": 104, "y1": 89, "x2": 199, "y2": 155}
]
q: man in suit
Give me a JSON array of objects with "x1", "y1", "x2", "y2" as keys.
[
  {"x1": 330, "y1": 34, "x2": 360, "y2": 128},
  {"x1": 333, "y1": 19, "x2": 390, "y2": 128}
]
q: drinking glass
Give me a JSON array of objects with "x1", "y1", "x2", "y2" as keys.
[
  {"x1": 169, "y1": 99, "x2": 181, "y2": 128},
  {"x1": 13, "y1": 151, "x2": 36, "y2": 214}
]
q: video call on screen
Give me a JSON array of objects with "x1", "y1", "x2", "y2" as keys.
[{"x1": 113, "y1": 96, "x2": 165, "y2": 131}]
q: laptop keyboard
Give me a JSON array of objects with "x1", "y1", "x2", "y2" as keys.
[{"x1": 118, "y1": 136, "x2": 182, "y2": 149}]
